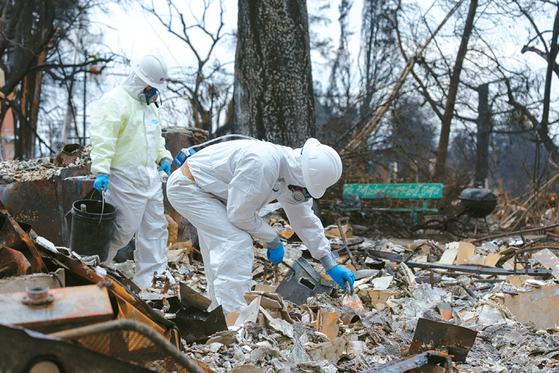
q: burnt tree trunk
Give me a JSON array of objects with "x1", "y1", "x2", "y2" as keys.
[
  {"x1": 475, "y1": 83, "x2": 490, "y2": 185},
  {"x1": 539, "y1": 5, "x2": 559, "y2": 164},
  {"x1": 232, "y1": 0, "x2": 315, "y2": 147},
  {"x1": 431, "y1": 0, "x2": 478, "y2": 182}
]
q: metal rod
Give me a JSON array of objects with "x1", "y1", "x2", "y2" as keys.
[
  {"x1": 337, "y1": 220, "x2": 359, "y2": 270},
  {"x1": 49, "y1": 319, "x2": 204, "y2": 373},
  {"x1": 471, "y1": 222, "x2": 559, "y2": 243}
]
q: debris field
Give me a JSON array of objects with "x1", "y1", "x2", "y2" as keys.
[{"x1": 2, "y1": 146, "x2": 559, "y2": 373}]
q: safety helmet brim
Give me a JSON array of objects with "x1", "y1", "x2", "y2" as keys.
[
  {"x1": 131, "y1": 57, "x2": 167, "y2": 90},
  {"x1": 301, "y1": 138, "x2": 342, "y2": 199}
]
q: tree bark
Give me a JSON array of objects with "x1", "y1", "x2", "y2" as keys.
[
  {"x1": 431, "y1": 0, "x2": 478, "y2": 183},
  {"x1": 475, "y1": 83, "x2": 490, "y2": 185},
  {"x1": 232, "y1": 0, "x2": 315, "y2": 147}
]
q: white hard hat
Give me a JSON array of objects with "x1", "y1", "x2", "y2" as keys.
[
  {"x1": 130, "y1": 55, "x2": 168, "y2": 90},
  {"x1": 301, "y1": 138, "x2": 343, "y2": 198}
]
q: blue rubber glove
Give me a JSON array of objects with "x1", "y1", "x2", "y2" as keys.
[
  {"x1": 267, "y1": 242, "x2": 284, "y2": 264},
  {"x1": 94, "y1": 174, "x2": 109, "y2": 192},
  {"x1": 327, "y1": 265, "x2": 355, "y2": 291},
  {"x1": 159, "y1": 160, "x2": 171, "y2": 176}
]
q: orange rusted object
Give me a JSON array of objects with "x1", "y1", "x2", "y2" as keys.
[
  {"x1": 0, "y1": 203, "x2": 47, "y2": 273},
  {"x1": 53, "y1": 144, "x2": 84, "y2": 167},
  {"x1": 0, "y1": 246, "x2": 31, "y2": 277},
  {"x1": 0, "y1": 284, "x2": 113, "y2": 334},
  {"x1": 35, "y1": 243, "x2": 179, "y2": 346}
]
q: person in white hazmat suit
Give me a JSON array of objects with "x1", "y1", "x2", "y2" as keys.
[
  {"x1": 89, "y1": 55, "x2": 173, "y2": 289},
  {"x1": 166, "y1": 138, "x2": 355, "y2": 315}
]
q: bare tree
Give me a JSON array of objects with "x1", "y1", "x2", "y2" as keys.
[
  {"x1": 431, "y1": 0, "x2": 479, "y2": 182},
  {"x1": 360, "y1": 0, "x2": 398, "y2": 122},
  {"x1": 325, "y1": 0, "x2": 353, "y2": 112},
  {"x1": 0, "y1": 0, "x2": 115, "y2": 159},
  {"x1": 500, "y1": 1, "x2": 559, "y2": 166},
  {"x1": 143, "y1": 0, "x2": 233, "y2": 137}
]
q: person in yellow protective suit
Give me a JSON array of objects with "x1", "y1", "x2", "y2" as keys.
[
  {"x1": 166, "y1": 138, "x2": 355, "y2": 315},
  {"x1": 90, "y1": 55, "x2": 173, "y2": 289}
]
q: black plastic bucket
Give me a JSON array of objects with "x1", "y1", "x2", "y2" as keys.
[{"x1": 69, "y1": 199, "x2": 117, "y2": 262}]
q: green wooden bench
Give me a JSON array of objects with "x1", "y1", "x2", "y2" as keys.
[{"x1": 342, "y1": 183, "x2": 444, "y2": 223}]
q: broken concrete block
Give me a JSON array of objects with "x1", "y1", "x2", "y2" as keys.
[
  {"x1": 206, "y1": 329, "x2": 239, "y2": 346},
  {"x1": 484, "y1": 253, "x2": 501, "y2": 267},
  {"x1": 306, "y1": 333, "x2": 356, "y2": 362},
  {"x1": 503, "y1": 258, "x2": 524, "y2": 271},
  {"x1": 230, "y1": 365, "x2": 263, "y2": 373},
  {"x1": 253, "y1": 284, "x2": 277, "y2": 292},
  {"x1": 358, "y1": 289, "x2": 394, "y2": 310},
  {"x1": 532, "y1": 249, "x2": 559, "y2": 278},
  {"x1": 477, "y1": 304, "x2": 505, "y2": 325},
  {"x1": 456, "y1": 242, "x2": 475, "y2": 265},
  {"x1": 371, "y1": 275, "x2": 393, "y2": 290},
  {"x1": 499, "y1": 284, "x2": 559, "y2": 330},
  {"x1": 0, "y1": 268, "x2": 65, "y2": 294},
  {"x1": 344, "y1": 340, "x2": 366, "y2": 359},
  {"x1": 438, "y1": 248, "x2": 458, "y2": 265},
  {"x1": 467, "y1": 254, "x2": 485, "y2": 264},
  {"x1": 506, "y1": 276, "x2": 534, "y2": 288}
]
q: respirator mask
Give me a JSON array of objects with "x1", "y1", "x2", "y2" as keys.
[
  {"x1": 139, "y1": 87, "x2": 161, "y2": 107},
  {"x1": 288, "y1": 185, "x2": 312, "y2": 202}
]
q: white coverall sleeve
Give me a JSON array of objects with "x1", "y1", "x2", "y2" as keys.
[
  {"x1": 226, "y1": 157, "x2": 280, "y2": 244},
  {"x1": 155, "y1": 112, "x2": 172, "y2": 164},
  {"x1": 280, "y1": 197, "x2": 332, "y2": 261},
  {"x1": 90, "y1": 97, "x2": 127, "y2": 175}
]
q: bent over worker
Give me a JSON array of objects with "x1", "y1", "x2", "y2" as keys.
[
  {"x1": 90, "y1": 55, "x2": 173, "y2": 289},
  {"x1": 166, "y1": 138, "x2": 355, "y2": 315}
]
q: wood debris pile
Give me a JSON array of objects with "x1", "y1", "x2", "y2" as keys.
[{"x1": 0, "y1": 144, "x2": 92, "y2": 183}]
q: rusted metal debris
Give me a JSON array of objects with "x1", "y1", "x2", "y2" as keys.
[
  {"x1": 275, "y1": 256, "x2": 337, "y2": 305},
  {"x1": 0, "y1": 201, "x2": 48, "y2": 273},
  {"x1": 53, "y1": 143, "x2": 86, "y2": 167},
  {"x1": 408, "y1": 318, "x2": 478, "y2": 362},
  {"x1": 49, "y1": 319, "x2": 205, "y2": 373},
  {"x1": 0, "y1": 323, "x2": 153, "y2": 373},
  {"x1": 362, "y1": 350, "x2": 454, "y2": 373},
  {"x1": 0, "y1": 246, "x2": 31, "y2": 277},
  {"x1": 0, "y1": 284, "x2": 113, "y2": 334}
]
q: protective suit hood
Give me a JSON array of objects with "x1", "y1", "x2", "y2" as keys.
[
  {"x1": 121, "y1": 72, "x2": 148, "y2": 101},
  {"x1": 277, "y1": 146, "x2": 306, "y2": 187}
]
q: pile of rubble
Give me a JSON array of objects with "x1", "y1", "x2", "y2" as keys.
[
  {"x1": 3, "y1": 190, "x2": 559, "y2": 372},
  {"x1": 129, "y1": 209, "x2": 559, "y2": 372},
  {"x1": 0, "y1": 144, "x2": 92, "y2": 183}
]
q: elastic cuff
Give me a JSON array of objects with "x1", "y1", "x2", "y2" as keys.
[
  {"x1": 159, "y1": 158, "x2": 172, "y2": 165},
  {"x1": 266, "y1": 235, "x2": 281, "y2": 250},
  {"x1": 319, "y1": 253, "x2": 337, "y2": 271}
]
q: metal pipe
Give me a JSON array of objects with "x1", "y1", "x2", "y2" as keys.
[
  {"x1": 49, "y1": 319, "x2": 204, "y2": 373},
  {"x1": 471, "y1": 222, "x2": 559, "y2": 243}
]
